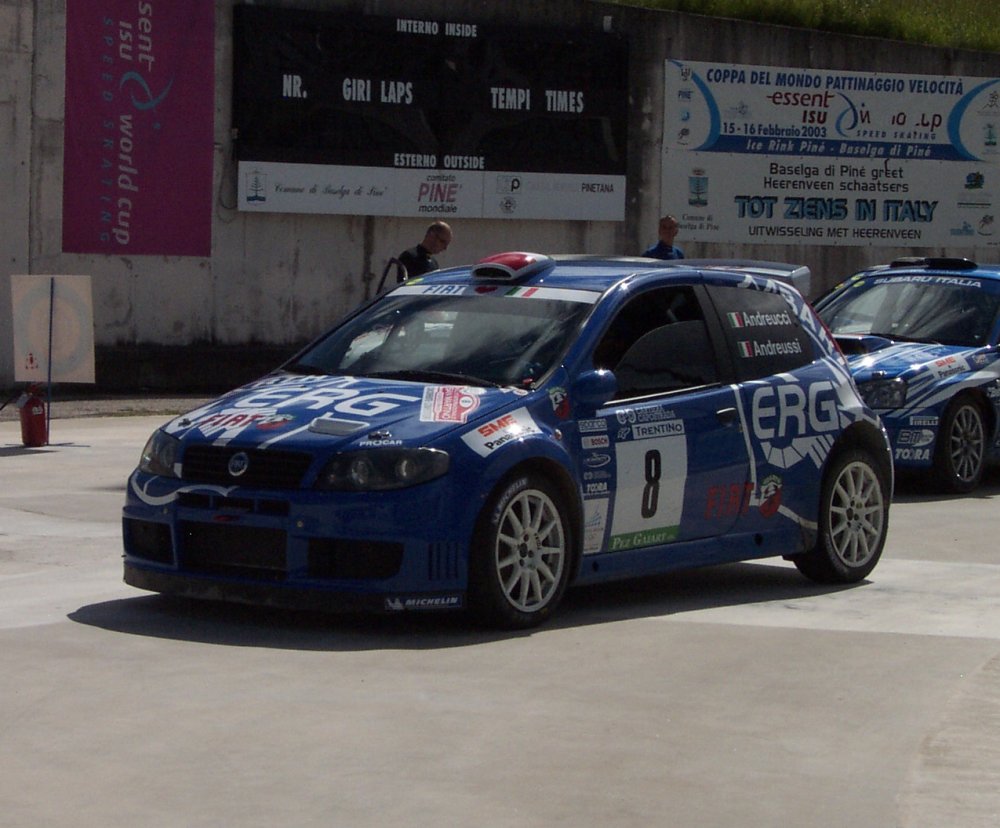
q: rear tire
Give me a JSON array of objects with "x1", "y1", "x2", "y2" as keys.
[
  {"x1": 793, "y1": 449, "x2": 889, "y2": 584},
  {"x1": 468, "y1": 473, "x2": 573, "y2": 629},
  {"x1": 933, "y1": 395, "x2": 986, "y2": 494}
]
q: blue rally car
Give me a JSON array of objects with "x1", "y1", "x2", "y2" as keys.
[
  {"x1": 123, "y1": 253, "x2": 892, "y2": 628},
  {"x1": 815, "y1": 257, "x2": 1000, "y2": 493}
]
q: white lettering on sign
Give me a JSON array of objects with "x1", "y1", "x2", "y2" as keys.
[
  {"x1": 545, "y1": 89, "x2": 584, "y2": 112},
  {"x1": 380, "y1": 80, "x2": 413, "y2": 104},
  {"x1": 491, "y1": 87, "x2": 531, "y2": 110},
  {"x1": 342, "y1": 78, "x2": 371, "y2": 102}
]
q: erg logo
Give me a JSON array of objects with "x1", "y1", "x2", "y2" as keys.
[
  {"x1": 751, "y1": 380, "x2": 840, "y2": 440},
  {"x1": 750, "y1": 380, "x2": 842, "y2": 469}
]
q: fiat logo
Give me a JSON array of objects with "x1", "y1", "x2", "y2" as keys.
[{"x1": 227, "y1": 451, "x2": 250, "y2": 477}]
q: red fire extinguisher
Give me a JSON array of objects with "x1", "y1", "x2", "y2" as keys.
[{"x1": 17, "y1": 384, "x2": 48, "y2": 447}]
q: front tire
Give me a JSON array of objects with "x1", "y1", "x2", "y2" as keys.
[
  {"x1": 793, "y1": 449, "x2": 889, "y2": 584},
  {"x1": 933, "y1": 395, "x2": 986, "y2": 494},
  {"x1": 469, "y1": 473, "x2": 573, "y2": 629}
]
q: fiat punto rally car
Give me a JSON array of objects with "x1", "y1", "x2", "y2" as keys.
[
  {"x1": 123, "y1": 253, "x2": 892, "y2": 628},
  {"x1": 815, "y1": 257, "x2": 1000, "y2": 493}
]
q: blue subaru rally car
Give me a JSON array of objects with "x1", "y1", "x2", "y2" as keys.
[
  {"x1": 815, "y1": 257, "x2": 1000, "y2": 493},
  {"x1": 123, "y1": 253, "x2": 892, "y2": 628}
]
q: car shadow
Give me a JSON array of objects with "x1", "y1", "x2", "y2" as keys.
[
  {"x1": 0, "y1": 442, "x2": 91, "y2": 456},
  {"x1": 68, "y1": 560, "x2": 862, "y2": 652},
  {"x1": 892, "y1": 465, "x2": 1000, "y2": 503}
]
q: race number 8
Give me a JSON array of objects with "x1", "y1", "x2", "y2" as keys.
[{"x1": 641, "y1": 449, "x2": 661, "y2": 518}]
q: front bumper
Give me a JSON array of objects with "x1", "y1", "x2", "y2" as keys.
[
  {"x1": 122, "y1": 470, "x2": 477, "y2": 613},
  {"x1": 123, "y1": 562, "x2": 464, "y2": 614}
]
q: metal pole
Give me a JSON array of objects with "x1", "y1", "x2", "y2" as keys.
[{"x1": 46, "y1": 276, "x2": 54, "y2": 445}]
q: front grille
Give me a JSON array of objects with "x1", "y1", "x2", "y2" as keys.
[
  {"x1": 180, "y1": 521, "x2": 287, "y2": 581},
  {"x1": 124, "y1": 518, "x2": 174, "y2": 564},
  {"x1": 181, "y1": 444, "x2": 313, "y2": 489},
  {"x1": 307, "y1": 539, "x2": 404, "y2": 580},
  {"x1": 427, "y1": 542, "x2": 460, "y2": 581},
  {"x1": 177, "y1": 491, "x2": 290, "y2": 516}
]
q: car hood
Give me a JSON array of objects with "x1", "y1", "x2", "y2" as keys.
[
  {"x1": 836, "y1": 335, "x2": 980, "y2": 382},
  {"x1": 160, "y1": 372, "x2": 528, "y2": 450}
]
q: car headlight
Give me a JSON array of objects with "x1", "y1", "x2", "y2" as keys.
[
  {"x1": 316, "y1": 448, "x2": 450, "y2": 491},
  {"x1": 139, "y1": 429, "x2": 180, "y2": 477},
  {"x1": 858, "y1": 378, "x2": 907, "y2": 409}
]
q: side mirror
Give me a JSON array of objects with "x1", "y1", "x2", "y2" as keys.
[{"x1": 572, "y1": 369, "x2": 617, "y2": 410}]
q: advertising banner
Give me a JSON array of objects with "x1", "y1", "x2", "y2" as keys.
[
  {"x1": 663, "y1": 60, "x2": 1000, "y2": 247},
  {"x1": 62, "y1": 0, "x2": 215, "y2": 256},
  {"x1": 233, "y1": 7, "x2": 628, "y2": 220}
]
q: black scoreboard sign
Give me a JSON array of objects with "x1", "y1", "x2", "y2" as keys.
[{"x1": 232, "y1": 5, "x2": 629, "y2": 220}]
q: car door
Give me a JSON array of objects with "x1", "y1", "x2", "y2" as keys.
[
  {"x1": 592, "y1": 285, "x2": 751, "y2": 552},
  {"x1": 704, "y1": 282, "x2": 830, "y2": 532}
]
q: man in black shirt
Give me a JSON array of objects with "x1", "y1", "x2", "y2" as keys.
[{"x1": 397, "y1": 221, "x2": 453, "y2": 282}]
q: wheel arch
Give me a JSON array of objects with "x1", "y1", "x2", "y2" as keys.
[
  {"x1": 950, "y1": 386, "x2": 996, "y2": 445},
  {"x1": 478, "y1": 456, "x2": 585, "y2": 580},
  {"x1": 827, "y1": 420, "x2": 894, "y2": 491}
]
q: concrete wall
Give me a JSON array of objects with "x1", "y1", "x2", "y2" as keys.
[
  {"x1": 1, "y1": 0, "x2": 33, "y2": 390},
  {"x1": 3, "y1": 0, "x2": 999, "y2": 390}
]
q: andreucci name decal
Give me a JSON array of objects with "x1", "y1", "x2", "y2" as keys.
[{"x1": 727, "y1": 310, "x2": 793, "y2": 328}]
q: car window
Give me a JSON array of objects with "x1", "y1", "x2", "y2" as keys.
[
  {"x1": 819, "y1": 278, "x2": 1000, "y2": 347},
  {"x1": 707, "y1": 285, "x2": 813, "y2": 381},
  {"x1": 289, "y1": 292, "x2": 592, "y2": 388},
  {"x1": 594, "y1": 287, "x2": 718, "y2": 399}
]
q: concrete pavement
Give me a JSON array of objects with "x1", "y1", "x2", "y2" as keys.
[{"x1": 1, "y1": 413, "x2": 999, "y2": 827}]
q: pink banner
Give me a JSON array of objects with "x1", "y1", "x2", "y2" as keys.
[{"x1": 62, "y1": 0, "x2": 214, "y2": 256}]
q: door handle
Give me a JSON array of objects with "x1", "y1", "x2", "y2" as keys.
[{"x1": 716, "y1": 407, "x2": 738, "y2": 427}]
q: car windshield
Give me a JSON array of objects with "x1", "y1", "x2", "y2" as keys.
[
  {"x1": 286, "y1": 289, "x2": 594, "y2": 387},
  {"x1": 818, "y1": 277, "x2": 1000, "y2": 347}
]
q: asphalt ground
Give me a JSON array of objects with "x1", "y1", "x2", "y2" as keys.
[{"x1": 1, "y1": 409, "x2": 999, "y2": 827}]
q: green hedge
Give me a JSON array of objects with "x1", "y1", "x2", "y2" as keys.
[{"x1": 612, "y1": 0, "x2": 1000, "y2": 53}]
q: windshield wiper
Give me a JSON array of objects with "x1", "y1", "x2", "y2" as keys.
[
  {"x1": 365, "y1": 369, "x2": 504, "y2": 388},
  {"x1": 284, "y1": 362, "x2": 330, "y2": 376}
]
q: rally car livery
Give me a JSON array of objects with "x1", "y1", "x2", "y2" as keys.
[
  {"x1": 815, "y1": 257, "x2": 1000, "y2": 493},
  {"x1": 123, "y1": 253, "x2": 892, "y2": 628}
]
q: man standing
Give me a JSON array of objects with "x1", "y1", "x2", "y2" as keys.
[
  {"x1": 397, "y1": 221, "x2": 453, "y2": 282},
  {"x1": 642, "y1": 215, "x2": 684, "y2": 260}
]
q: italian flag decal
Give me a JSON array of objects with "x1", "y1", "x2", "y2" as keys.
[
  {"x1": 727, "y1": 312, "x2": 745, "y2": 328},
  {"x1": 737, "y1": 341, "x2": 754, "y2": 358}
]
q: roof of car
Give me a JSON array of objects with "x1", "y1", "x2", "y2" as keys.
[
  {"x1": 418, "y1": 252, "x2": 810, "y2": 295},
  {"x1": 856, "y1": 257, "x2": 1000, "y2": 281}
]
